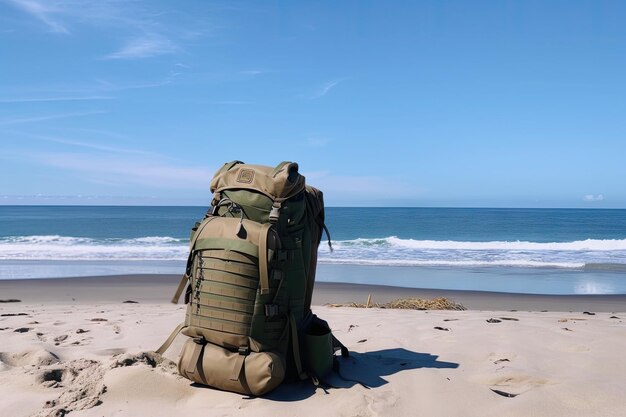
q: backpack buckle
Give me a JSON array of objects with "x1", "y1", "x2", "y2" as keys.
[
  {"x1": 238, "y1": 346, "x2": 250, "y2": 356},
  {"x1": 210, "y1": 192, "x2": 222, "y2": 212},
  {"x1": 269, "y1": 202, "x2": 281, "y2": 223}
]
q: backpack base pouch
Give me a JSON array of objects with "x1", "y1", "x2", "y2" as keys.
[{"x1": 178, "y1": 338, "x2": 286, "y2": 396}]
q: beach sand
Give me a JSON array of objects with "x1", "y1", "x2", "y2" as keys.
[{"x1": 1, "y1": 275, "x2": 625, "y2": 417}]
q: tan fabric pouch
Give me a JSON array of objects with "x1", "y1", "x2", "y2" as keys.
[{"x1": 178, "y1": 339, "x2": 285, "y2": 396}]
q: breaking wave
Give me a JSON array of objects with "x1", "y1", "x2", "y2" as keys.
[
  {"x1": 1, "y1": 235, "x2": 626, "y2": 269},
  {"x1": 316, "y1": 237, "x2": 626, "y2": 269},
  {"x1": 0, "y1": 235, "x2": 188, "y2": 261}
]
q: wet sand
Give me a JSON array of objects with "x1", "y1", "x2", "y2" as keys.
[{"x1": 1, "y1": 274, "x2": 625, "y2": 312}]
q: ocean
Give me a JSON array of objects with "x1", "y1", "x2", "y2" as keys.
[{"x1": 1, "y1": 206, "x2": 625, "y2": 294}]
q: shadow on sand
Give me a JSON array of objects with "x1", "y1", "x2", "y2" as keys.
[{"x1": 264, "y1": 348, "x2": 459, "y2": 402}]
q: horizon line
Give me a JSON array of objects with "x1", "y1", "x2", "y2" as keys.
[{"x1": 0, "y1": 204, "x2": 624, "y2": 210}]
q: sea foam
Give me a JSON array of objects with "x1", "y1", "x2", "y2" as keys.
[
  {"x1": 332, "y1": 236, "x2": 626, "y2": 251},
  {"x1": 1, "y1": 235, "x2": 625, "y2": 269}
]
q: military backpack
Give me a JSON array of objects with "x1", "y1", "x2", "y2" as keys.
[{"x1": 156, "y1": 161, "x2": 347, "y2": 395}]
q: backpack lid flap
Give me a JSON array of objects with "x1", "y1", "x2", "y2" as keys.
[{"x1": 210, "y1": 161, "x2": 305, "y2": 201}]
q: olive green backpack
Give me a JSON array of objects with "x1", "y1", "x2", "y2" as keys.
[{"x1": 156, "y1": 161, "x2": 348, "y2": 395}]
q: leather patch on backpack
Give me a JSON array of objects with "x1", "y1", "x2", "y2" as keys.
[{"x1": 237, "y1": 169, "x2": 255, "y2": 184}]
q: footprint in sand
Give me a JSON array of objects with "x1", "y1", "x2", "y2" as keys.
[
  {"x1": 39, "y1": 368, "x2": 65, "y2": 388},
  {"x1": 0, "y1": 349, "x2": 60, "y2": 367},
  {"x1": 111, "y1": 351, "x2": 177, "y2": 372},
  {"x1": 485, "y1": 373, "x2": 551, "y2": 396},
  {"x1": 34, "y1": 358, "x2": 107, "y2": 417},
  {"x1": 491, "y1": 374, "x2": 549, "y2": 387}
]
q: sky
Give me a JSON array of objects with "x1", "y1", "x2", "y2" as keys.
[{"x1": 1, "y1": 1, "x2": 625, "y2": 208}]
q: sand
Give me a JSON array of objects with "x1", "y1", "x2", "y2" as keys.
[{"x1": 1, "y1": 275, "x2": 625, "y2": 417}]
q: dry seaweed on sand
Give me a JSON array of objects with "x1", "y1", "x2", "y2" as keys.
[{"x1": 327, "y1": 297, "x2": 465, "y2": 311}]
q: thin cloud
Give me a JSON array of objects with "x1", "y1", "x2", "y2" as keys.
[
  {"x1": 583, "y1": 194, "x2": 604, "y2": 202},
  {"x1": 310, "y1": 79, "x2": 343, "y2": 99},
  {"x1": 8, "y1": 132, "x2": 157, "y2": 157},
  {"x1": 104, "y1": 34, "x2": 179, "y2": 59},
  {"x1": 65, "y1": 127, "x2": 129, "y2": 140},
  {"x1": 7, "y1": 0, "x2": 69, "y2": 33},
  {"x1": 93, "y1": 73, "x2": 180, "y2": 91},
  {"x1": 0, "y1": 110, "x2": 107, "y2": 126},
  {"x1": 0, "y1": 73, "x2": 178, "y2": 99},
  {"x1": 35, "y1": 152, "x2": 214, "y2": 190},
  {"x1": 0, "y1": 96, "x2": 113, "y2": 103},
  {"x1": 5, "y1": 1, "x2": 209, "y2": 58}
]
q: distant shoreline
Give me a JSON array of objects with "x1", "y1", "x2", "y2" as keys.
[
  {"x1": 2, "y1": 204, "x2": 626, "y2": 209},
  {"x1": 0, "y1": 274, "x2": 624, "y2": 312}
]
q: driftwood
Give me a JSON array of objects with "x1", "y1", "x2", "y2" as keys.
[{"x1": 327, "y1": 296, "x2": 465, "y2": 311}]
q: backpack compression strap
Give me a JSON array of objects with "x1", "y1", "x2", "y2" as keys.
[
  {"x1": 290, "y1": 313, "x2": 308, "y2": 381},
  {"x1": 258, "y1": 223, "x2": 273, "y2": 295}
]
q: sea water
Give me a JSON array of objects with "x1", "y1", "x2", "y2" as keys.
[{"x1": 1, "y1": 206, "x2": 625, "y2": 294}]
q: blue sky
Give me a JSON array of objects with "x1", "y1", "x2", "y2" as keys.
[{"x1": 1, "y1": 1, "x2": 625, "y2": 207}]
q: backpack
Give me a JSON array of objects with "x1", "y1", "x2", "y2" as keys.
[{"x1": 156, "y1": 161, "x2": 348, "y2": 395}]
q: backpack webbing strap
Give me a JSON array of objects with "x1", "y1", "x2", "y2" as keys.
[
  {"x1": 185, "y1": 341, "x2": 205, "y2": 375},
  {"x1": 215, "y1": 160, "x2": 244, "y2": 177},
  {"x1": 270, "y1": 161, "x2": 292, "y2": 178},
  {"x1": 229, "y1": 352, "x2": 246, "y2": 381},
  {"x1": 332, "y1": 334, "x2": 349, "y2": 358},
  {"x1": 155, "y1": 322, "x2": 186, "y2": 355},
  {"x1": 290, "y1": 313, "x2": 307, "y2": 380},
  {"x1": 171, "y1": 273, "x2": 190, "y2": 304},
  {"x1": 171, "y1": 217, "x2": 216, "y2": 304},
  {"x1": 258, "y1": 223, "x2": 272, "y2": 295}
]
